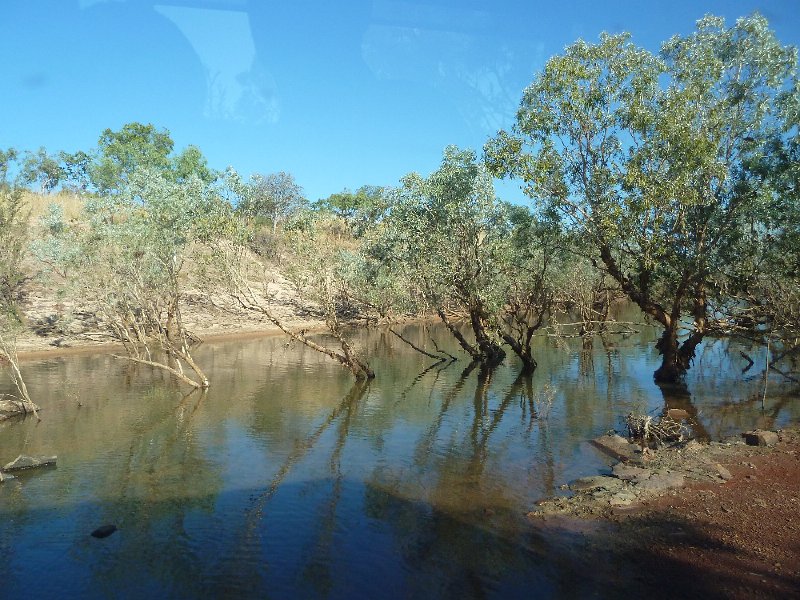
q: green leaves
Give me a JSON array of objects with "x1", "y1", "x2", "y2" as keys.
[
  {"x1": 88, "y1": 122, "x2": 218, "y2": 193},
  {"x1": 91, "y1": 123, "x2": 174, "y2": 193},
  {"x1": 485, "y1": 12, "x2": 799, "y2": 378},
  {"x1": 237, "y1": 171, "x2": 306, "y2": 233}
]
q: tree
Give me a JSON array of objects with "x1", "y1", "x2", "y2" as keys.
[
  {"x1": 314, "y1": 185, "x2": 389, "y2": 236},
  {"x1": 172, "y1": 145, "x2": 216, "y2": 184},
  {"x1": 51, "y1": 169, "x2": 231, "y2": 388},
  {"x1": 20, "y1": 147, "x2": 63, "y2": 193},
  {"x1": 486, "y1": 15, "x2": 799, "y2": 383},
  {"x1": 0, "y1": 148, "x2": 18, "y2": 187},
  {"x1": 732, "y1": 94, "x2": 800, "y2": 375},
  {"x1": 59, "y1": 150, "x2": 93, "y2": 191},
  {"x1": 0, "y1": 186, "x2": 28, "y2": 306},
  {"x1": 0, "y1": 184, "x2": 38, "y2": 418},
  {"x1": 239, "y1": 171, "x2": 306, "y2": 233},
  {"x1": 373, "y1": 146, "x2": 509, "y2": 367},
  {"x1": 91, "y1": 122, "x2": 174, "y2": 193},
  {"x1": 215, "y1": 213, "x2": 376, "y2": 380},
  {"x1": 496, "y1": 205, "x2": 565, "y2": 372}
]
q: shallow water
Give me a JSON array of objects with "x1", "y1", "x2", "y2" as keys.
[{"x1": 0, "y1": 315, "x2": 797, "y2": 599}]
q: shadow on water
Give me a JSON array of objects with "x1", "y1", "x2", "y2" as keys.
[{"x1": 2, "y1": 479, "x2": 799, "y2": 599}]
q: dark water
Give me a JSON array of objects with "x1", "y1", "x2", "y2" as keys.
[{"x1": 0, "y1": 315, "x2": 797, "y2": 599}]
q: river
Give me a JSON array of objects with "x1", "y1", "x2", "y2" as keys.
[{"x1": 0, "y1": 314, "x2": 796, "y2": 598}]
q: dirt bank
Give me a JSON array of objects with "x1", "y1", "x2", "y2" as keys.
[
  {"x1": 533, "y1": 429, "x2": 800, "y2": 599},
  {"x1": 12, "y1": 273, "x2": 327, "y2": 360}
]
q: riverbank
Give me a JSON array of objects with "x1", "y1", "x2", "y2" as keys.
[
  {"x1": 533, "y1": 428, "x2": 800, "y2": 599},
  {"x1": 13, "y1": 272, "x2": 327, "y2": 360}
]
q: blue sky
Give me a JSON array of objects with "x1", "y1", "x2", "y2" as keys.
[{"x1": 2, "y1": 0, "x2": 799, "y2": 202}]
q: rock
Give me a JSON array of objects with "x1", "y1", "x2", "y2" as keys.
[
  {"x1": 683, "y1": 440, "x2": 703, "y2": 452},
  {"x1": 612, "y1": 463, "x2": 652, "y2": 482},
  {"x1": 715, "y1": 463, "x2": 733, "y2": 480},
  {"x1": 635, "y1": 472, "x2": 685, "y2": 493},
  {"x1": 667, "y1": 408, "x2": 690, "y2": 420},
  {"x1": 0, "y1": 471, "x2": 16, "y2": 482},
  {"x1": 609, "y1": 491, "x2": 638, "y2": 506},
  {"x1": 742, "y1": 430, "x2": 779, "y2": 447},
  {"x1": 570, "y1": 475, "x2": 624, "y2": 492},
  {"x1": 3, "y1": 455, "x2": 58, "y2": 471},
  {"x1": 590, "y1": 434, "x2": 637, "y2": 461},
  {"x1": 90, "y1": 525, "x2": 117, "y2": 539},
  {"x1": 0, "y1": 400, "x2": 41, "y2": 421}
]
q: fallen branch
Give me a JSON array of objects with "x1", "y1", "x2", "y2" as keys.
[
  {"x1": 389, "y1": 327, "x2": 447, "y2": 361},
  {"x1": 112, "y1": 355, "x2": 207, "y2": 389}
]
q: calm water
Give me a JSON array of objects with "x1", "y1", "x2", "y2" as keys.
[{"x1": 1, "y1": 316, "x2": 797, "y2": 599}]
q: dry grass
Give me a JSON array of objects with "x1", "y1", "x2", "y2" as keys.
[{"x1": 21, "y1": 190, "x2": 86, "y2": 224}]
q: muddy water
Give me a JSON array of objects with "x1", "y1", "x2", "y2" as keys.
[{"x1": 0, "y1": 316, "x2": 797, "y2": 598}]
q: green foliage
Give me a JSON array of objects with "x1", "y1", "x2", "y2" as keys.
[
  {"x1": 58, "y1": 150, "x2": 93, "y2": 191},
  {"x1": 30, "y1": 203, "x2": 83, "y2": 278},
  {"x1": 0, "y1": 148, "x2": 19, "y2": 187},
  {"x1": 20, "y1": 147, "x2": 63, "y2": 193},
  {"x1": 90, "y1": 122, "x2": 175, "y2": 193},
  {"x1": 376, "y1": 146, "x2": 509, "y2": 313},
  {"x1": 237, "y1": 171, "x2": 307, "y2": 232},
  {"x1": 0, "y1": 185, "x2": 28, "y2": 309},
  {"x1": 366, "y1": 146, "x2": 520, "y2": 364},
  {"x1": 486, "y1": 13, "x2": 799, "y2": 380},
  {"x1": 172, "y1": 145, "x2": 217, "y2": 184},
  {"x1": 314, "y1": 185, "x2": 389, "y2": 236},
  {"x1": 85, "y1": 122, "x2": 218, "y2": 194}
]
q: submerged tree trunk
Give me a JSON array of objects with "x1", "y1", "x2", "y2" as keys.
[
  {"x1": 234, "y1": 290, "x2": 374, "y2": 380},
  {"x1": 597, "y1": 245, "x2": 712, "y2": 383},
  {"x1": 0, "y1": 333, "x2": 41, "y2": 420},
  {"x1": 470, "y1": 307, "x2": 506, "y2": 367},
  {"x1": 653, "y1": 289, "x2": 708, "y2": 384},
  {"x1": 501, "y1": 332, "x2": 537, "y2": 374},
  {"x1": 654, "y1": 325, "x2": 706, "y2": 383},
  {"x1": 436, "y1": 307, "x2": 505, "y2": 368}
]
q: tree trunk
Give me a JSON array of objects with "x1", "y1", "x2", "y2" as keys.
[
  {"x1": 469, "y1": 307, "x2": 506, "y2": 367},
  {"x1": 654, "y1": 326, "x2": 705, "y2": 383},
  {"x1": 500, "y1": 332, "x2": 537, "y2": 374},
  {"x1": 436, "y1": 307, "x2": 480, "y2": 359},
  {"x1": 654, "y1": 326, "x2": 683, "y2": 383},
  {"x1": 234, "y1": 291, "x2": 374, "y2": 380}
]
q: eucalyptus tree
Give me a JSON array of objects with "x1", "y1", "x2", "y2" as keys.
[
  {"x1": 734, "y1": 100, "x2": 800, "y2": 373},
  {"x1": 496, "y1": 205, "x2": 565, "y2": 372},
  {"x1": 61, "y1": 169, "x2": 230, "y2": 388},
  {"x1": 486, "y1": 14, "x2": 799, "y2": 383},
  {"x1": 0, "y1": 183, "x2": 38, "y2": 417},
  {"x1": 0, "y1": 148, "x2": 17, "y2": 186},
  {"x1": 20, "y1": 147, "x2": 63, "y2": 193},
  {"x1": 90, "y1": 122, "x2": 175, "y2": 193},
  {"x1": 314, "y1": 185, "x2": 389, "y2": 236},
  {"x1": 374, "y1": 146, "x2": 509, "y2": 367},
  {"x1": 238, "y1": 171, "x2": 307, "y2": 234},
  {"x1": 172, "y1": 145, "x2": 217, "y2": 184},
  {"x1": 59, "y1": 150, "x2": 93, "y2": 191},
  {"x1": 216, "y1": 209, "x2": 376, "y2": 380}
]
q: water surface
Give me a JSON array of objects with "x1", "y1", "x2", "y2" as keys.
[{"x1": 1, "y1": 318, "x2": 797, "y2": 598}]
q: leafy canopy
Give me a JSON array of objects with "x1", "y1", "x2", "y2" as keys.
[{"x1": 486, "y1": 14, "x2": 798, "y2": 337}]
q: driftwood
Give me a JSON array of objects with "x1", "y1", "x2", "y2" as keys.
[
  {"x1": 388, "y1": 327, "x2": 452, "y2": 362},
  {"x1": 626, "y1": 412, "x2": 688, "y2": 446}
]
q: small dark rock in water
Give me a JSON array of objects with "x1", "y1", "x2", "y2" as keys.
[{"x1": 90, "y1": 525, "x2": 118, "y2": 538}]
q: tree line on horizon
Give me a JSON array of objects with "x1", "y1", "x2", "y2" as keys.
[{"x1": 0, "y1": 13, "x2": 798, "y2": 405}]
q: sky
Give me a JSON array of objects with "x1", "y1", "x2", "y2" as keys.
[{"x1": 2, "y1": 0, "x2": 799, "y2": 202}]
